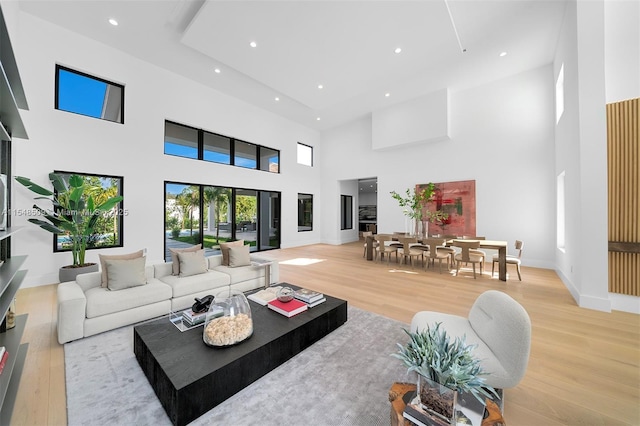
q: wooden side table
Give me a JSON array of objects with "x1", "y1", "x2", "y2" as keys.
[
  {"x1": 389, "y1": 382, "x2": 416, "y2": 426},
  {"x1": 388, "y1": 382, "x2": 507, "y2": 426}
]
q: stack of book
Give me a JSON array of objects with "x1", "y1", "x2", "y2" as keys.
[
  {"x1": 294, "y1": 288, "x2": 326, "y2": 308},
  {"x1": 267, "y1": 298, "x2": 308, "y2": 317},
  {"x1": 0, "y1": 346, "x2": 8, "y2": 375},
  {"x1": 182, "y1": 309, "x2": 207, "y2": 326}
]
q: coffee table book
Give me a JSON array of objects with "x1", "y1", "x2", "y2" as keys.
[
  {"x1": 267, "y1": 298, "x2": 308, "y2": 317},
  {"x1": 182, "y1": 309, "x2": 206, "y2": 325},
  {"x1": 247, "y1": 286, "x2": 282, "y2": 306},
  {"x1": 294, "y1": 288, "x2": 324, "y2": 303},
  {"x1": 306, "y1": 297, "x2": 327, "y2": 308}
]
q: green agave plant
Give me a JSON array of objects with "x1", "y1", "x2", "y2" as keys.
[
  {"x1": 392, "y1": 322, "x2": 498, "y2": 405},
  {"x1": 15, "y1": 172, "x2": 123, "y2": 267}
]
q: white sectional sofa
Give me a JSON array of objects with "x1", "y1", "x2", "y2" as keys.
[{"x1": 56, "y1": 253, "x2": 278, "y2": 344}]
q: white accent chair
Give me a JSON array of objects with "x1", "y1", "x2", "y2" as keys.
[{"x1": 410, "y1": 290, "x2": 531, "y2": 390}]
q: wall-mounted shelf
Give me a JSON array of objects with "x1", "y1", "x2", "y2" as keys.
[
  {"x1": 0, "y1": 62, "x2": 27, "y2": 139},
  {"x1": 0, "y1": 227, "x2": 21, "y2": 243},
  {"x1": 0, "y1": 5, "x2": 29, "y2": 423},
  {"x1": 0, "y1": 314, "x2": 28, "y2": 423}
]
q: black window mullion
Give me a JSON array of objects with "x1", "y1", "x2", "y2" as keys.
[
  {"x1": 230, "y1": 139, "x2": 236, "y2": 167},
  {"x1": 198, "y1": 130, "x2": 204, "y2": 160},
  {"x1": 199, "y1": 185, "x2": 204, "y2": 247}
]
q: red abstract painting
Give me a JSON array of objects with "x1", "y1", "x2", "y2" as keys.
[{"x1": 416, "y1": 180, "x2": 476, "y2": 237}]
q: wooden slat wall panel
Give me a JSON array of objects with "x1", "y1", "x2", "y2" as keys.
[{"x1": 607, "y1": 98, "x2": 640, "y2": 296}]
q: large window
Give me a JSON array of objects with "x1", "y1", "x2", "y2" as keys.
[
  {"x1": 55, "y1": 65, "x2": 124, "y2": 124},
  {"x1": 234, "y1": 141, "x2": 257, "y2": 169},
  {"x1": 341, "y1": 195, "x2": 353, "y2": 230},
  {"x1": 165, "y1": 121, "x2": 198, "y2": 159},
  {"x1": 555, "y1": 64, "x2": 564, "y2": 124},
  {"x1": 164, "y1": 120, "x2": 279, "y2": 173},
  {"x1": 203, "y1": 132, "x2": 231, "y2": 165},
  {"x1": 165, "y1": 182, "x2": 280, "y2": 259},
  {"x1": 54, "y1": 171, "x2": 124, "y2": 252},
  {"x1": 557, "y1": 171, "x2": 565, "y2": 251},
  {"x1": 259, "y1": 147, "x2": 280, "y2": 172},
  {"x1": 298, "y1": 193, "x2": 313, "y2": 231},
  {"x1": 297, "y1": 142, "x2": 313, "y2": 166}
]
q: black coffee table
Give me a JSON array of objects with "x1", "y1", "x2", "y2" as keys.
[{"x1": 133, "y1": 285, "x2": 348, "y2": 426}]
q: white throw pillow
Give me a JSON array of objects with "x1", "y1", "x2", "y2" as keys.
[
  {"x1": 228, "y1": 245, "x2": 251, "y2": 268},
  {"x1": 178, "y1": 249, "x2": 208, "y2": 277},
  {"x1": 169, "y1": 244, "x2": 202, "y2": 275},
  {"x1": 99, "y1": 250, "x2": 144, "y2": 288},
  {"x1": 105, "y1": 256, "x2": 147, "y2": 291}
]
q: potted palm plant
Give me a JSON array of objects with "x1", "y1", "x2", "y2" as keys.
[
  {"x1": 16, "y1": 172, "x2": 123, "y2": 282},
  {"x1": 393, "y1": 323, "x2": 498, "y2": 425}
]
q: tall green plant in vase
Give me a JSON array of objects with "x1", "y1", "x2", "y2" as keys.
[
  {"x1": 390, "y1": 183, "x2": 448, "y2": 237},
  {"x1": 16, "y1": 173, "x2": 123, "y2": 281}
]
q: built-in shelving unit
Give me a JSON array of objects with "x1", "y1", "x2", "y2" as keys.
[{"x1": 0, "y1": 4, "x2": 29, "y2": 423}]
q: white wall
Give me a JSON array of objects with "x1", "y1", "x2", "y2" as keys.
[
  {"x1": 554, "y1": 0, "x2": 624, "y2": 313},
  {"x1": 604, "y1": 0, "x2": 640, "y2": 313},
  {"x1": 11, "y1": 12, "x2": 322, "y2": 287},
  {"x1": 605, "y1": 0, "x2": 640, "y2": 104},
  {"x1": 321, "y1": 66, "x2": 556, "y2": 268}
]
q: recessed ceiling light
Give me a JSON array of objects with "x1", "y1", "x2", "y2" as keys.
[
  {"x1": 316, "y1": 117, "x2": 321, "y2": 121},
  {"x1": 214, "y1": 68, "x2": 221, "y2": 74},
  {"x1": 394, "y1": 47, "x2": 402, "y2": 54},
  {"x1": 499, "y1": 51, "x2": 507, "y2": 57},
  {"x1": 385, "y1": 93, "x2": 390, "y2": 97},
  {"x1": 108, "y1": 18, "x2": 118, "y2": 26},
  {"x1": 250, "y1": 41, "x2": 257, "y2": 48},
  {"x1": 275, "y1": 97, "x2": 280, "y2": 101},
  {"x1": 317, "y1": 84, "x2": 323, "y2": 89}
]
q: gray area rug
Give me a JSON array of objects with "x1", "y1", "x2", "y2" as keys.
[{"x1": 65, "y1": 306, "x2": 413, "y2": 426}]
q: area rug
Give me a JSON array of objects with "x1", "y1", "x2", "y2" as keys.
[{"x1": 64, "y1": 306, "x2": 413, "y2": 426}]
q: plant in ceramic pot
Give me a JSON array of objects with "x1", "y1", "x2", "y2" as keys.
[
  {"x1": 15, "y1": 172, "x2": 123, "y2": 281},
  {"x1": 390, "y1": 183, "x2": 448, "y2": 237},
  {"x1": 393, "y1": 323, "x2": 498, "y2": 424}
]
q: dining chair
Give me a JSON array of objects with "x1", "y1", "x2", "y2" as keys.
[
  {"x1": 437, "y1": 234, "x2": 458, "y2": 268},
  {"x1": 422, "y1": 238, "x2": 450, "y2": 273},
  {"x1": 396, "y1": 236, "x2": 423, "y2": 268},
  {"x1": 492, "y1": 240, "x2": 524, "y2": 280},
  {"x1": 362, "y1": 231, "x2": 378, "y2": 257},
  {"x1": 453, "y1": 240, "x2": 484, "y2": 279},
  {"x1": 461, "y1": 235, "x2": 487, "y2": 261},
  {"x1": 374, "y1": 234, "x2": 398, "y2": 265}
]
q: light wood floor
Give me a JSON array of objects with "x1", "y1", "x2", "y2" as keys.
[{"x1": 8, "y1": 241, "x2": 640, "y2": 425}]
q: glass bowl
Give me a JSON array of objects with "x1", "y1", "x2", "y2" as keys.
[{"x1": 203, "y1": 289, "x2": 253, "y2": 347}]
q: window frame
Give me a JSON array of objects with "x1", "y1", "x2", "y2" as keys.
[
  {"x1": 55, "y1": 64, "x2": 125, "y2": 124},
  {"x1": 298, "y1": 193, "x2": 313, "y2": 232},
  {"x1": 164, "y1": 120, "x2": 199, "y2": 159},
  {"x1": 52, "y1": 170, "x2": 125, "y2": 253},
  {"x1": 164, "y1": 181, "x2": 281, "y2": 260},
  {"x1": 340, "y1": 195, "x2": 353, "y2": 230},
  {"x1": 297, "y1": 142, "x2": 313, "y2": 167},
  {"x1": 164, "y1": 120, "x2": 279, "y2": 173}
]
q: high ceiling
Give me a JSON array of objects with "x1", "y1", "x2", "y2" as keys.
[{"x1": 19, "y1": 0, "x2": 567, "y2": 131}]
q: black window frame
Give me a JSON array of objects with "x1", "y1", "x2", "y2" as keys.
[
  {"x1": 298, "y1": 193, "x2": 313, "y2": 232},
  {"x1": 164, "y1": 181, "x2": 281, "y2": 260},
  {"x1": 55, "y1": 64, "x2": 125, "y2": 124},
  {"x1": 52, "y1": 170, "x2": 125, "y2": 253},
  {"x1": 341, "y1": 195, "x2": 353, "y2": 230},
  {"x1": 164, "y1": 120, "x2": 280, "y2": 174},
  {"x1": 297, "y1": 142, "x2": 313, "y2": 167}
]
